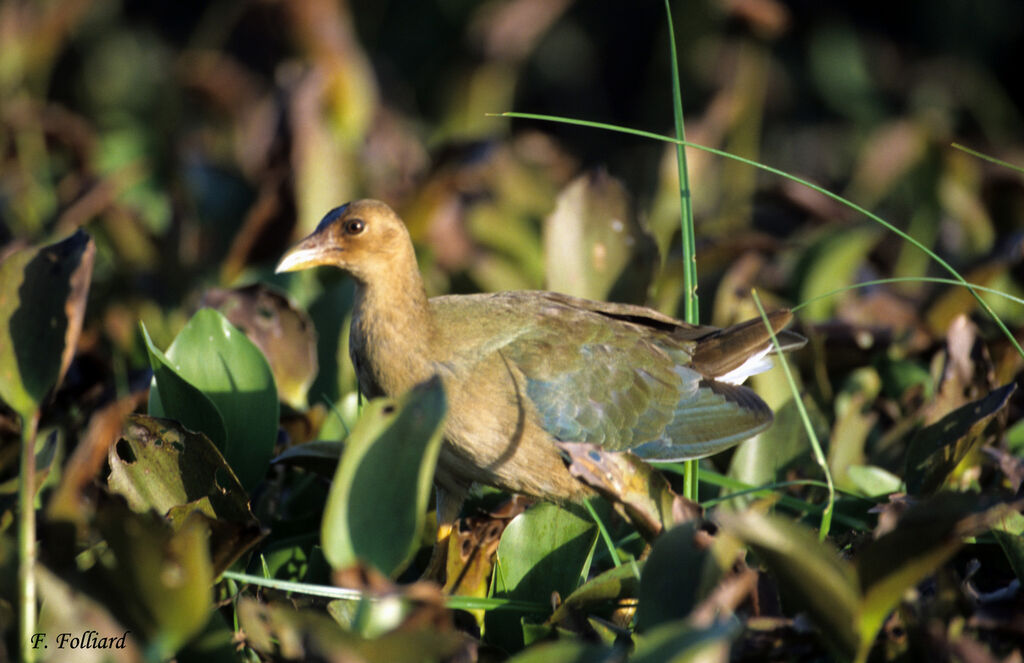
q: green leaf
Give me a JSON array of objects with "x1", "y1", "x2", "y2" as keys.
[
  {"x1": 320, "y1": 376, "x2": 446, "y2": 576},
  {"x1": 846, "y1": 465, "x2": 903, "y2": 497},
  {"x1": 993, "y1": 511, "x2": 1024, "y2": 582},
  {"x1": 548, "y1": 561, "x2": 641, "y2": 627},
  {"x1": 485, "y1": 502, "x2": 598, "y2": 653},
  {"x1": 107, "y1": 413, "x2": 264, "y2": 574},
  {"x1": 145, "y1": 308, "x2": 279, "y2": 490},
  {"x1": 799, "y1": 226, "x2": 881, "y2": 321},
  {"x1": 637, "y1": 522, "x2": 716, "y2": 630},
  {"x1": 200, "y1": 284, "x2": 318, "y2": 410},
  {"x1": 905, "y1": 383, "x2": 1016, "y2": 495},
  {"x1": 505, "y1": 640, "x2": 619, "y2": 663},
  {"x1": 543, "y1": 169, "x2": 657, "y2": 304},
  {"x1": 93, "y1": 500, "x2": 213, "y2": 659},
  {"x1": 716, "y1": 508, "x2": 860, "y2": 659},
  {"x1": 0, "y1": 229, "x2": 94, "y2": 420}
]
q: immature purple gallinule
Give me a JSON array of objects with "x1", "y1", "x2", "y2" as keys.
[{"x1": 277, "y1": 200, "x2": 802, "y2": 524}]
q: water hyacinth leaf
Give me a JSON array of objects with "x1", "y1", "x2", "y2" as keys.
[
  {"x1": 716, "y1": 508, "x2": 860, "y2": 659},
  {"x1": 543, "y1": 169, "x2": 657, "y2": 305},
  {"x1": 200, "y1": 284, "x2": 318, "y2": 410},
  {"x1": 486, "y1": 502, "x2": 598, "y2": 653},
  {"x1": 0, "y1": 229, "x2": 94, "y2": 420},
  {"x1": 147, "y1": 308, "x2": 279, "y2": 491},
  {"x1": 321, "y1": 376, "x2": 446, "y2": 576},
  {"x1": 905, "y1": 382, "x2": 1016, "y2": 495},
  {"x1": 845, "y1": 465, "x2": 903, "y2": 498},
  {"x1": 94, "y1": 501, "x2": 213, "y2": 659},
  {"x1": 143, "y1": 323, "x2": 228, "y2": 451},
  {"x1": 273, "y1": 440, "x2": 344, "y2": 479},
  {"x1": 548, "y1": 562, "x2": 641, "y2": 627},
  {"x1": 107, "y1": 414, "x2": 263, "y2": 574}
]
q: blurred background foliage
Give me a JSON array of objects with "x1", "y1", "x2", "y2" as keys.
[{"x1": 2, "y1": 0, "x2": 1024, "y2": 660}]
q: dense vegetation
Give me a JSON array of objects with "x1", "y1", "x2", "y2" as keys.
[{"x1": 2, "y1": 1, "x2": 1023, "y2": 661}]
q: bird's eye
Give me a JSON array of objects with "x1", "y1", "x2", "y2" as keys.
[{"x1": 343, "y1": 218, "x2": 365, "y2": 235}]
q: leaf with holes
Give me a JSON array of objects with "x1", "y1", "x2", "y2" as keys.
[{"x1": 108, "y1": 413, "x2": 263, "y2": 574}]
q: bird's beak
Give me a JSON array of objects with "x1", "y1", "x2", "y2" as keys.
[{"x1": 275, "y1": 230, "x2": 337, "y2": 274}]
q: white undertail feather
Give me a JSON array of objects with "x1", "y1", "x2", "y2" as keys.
[{"x1": 717, "y1": 347, "x2": 773, "y2": 385}]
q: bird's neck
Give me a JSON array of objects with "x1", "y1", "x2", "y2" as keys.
[{"x1": 351, "y1": 262, "x2": 435, "y2": 397}]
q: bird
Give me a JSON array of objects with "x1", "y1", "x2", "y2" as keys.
[{"x1": 276, "y1": 199, "x2": 803, "y2": 527}]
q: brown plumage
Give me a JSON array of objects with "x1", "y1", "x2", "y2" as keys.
[{"x1": 276, "y1": 199, "x2": 803, "y2": 519}]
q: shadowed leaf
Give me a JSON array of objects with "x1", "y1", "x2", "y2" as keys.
[
  {"x1": 905, "y1": 382, "x2": 1016, "y2": 495},
  {"x1": 0, "y1": 229, "x2": 94, "y2": 419}
]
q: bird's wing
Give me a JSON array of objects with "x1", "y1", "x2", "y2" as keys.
[{"x1": 489, "y1": 294, "x2": 773, "y2": 460}]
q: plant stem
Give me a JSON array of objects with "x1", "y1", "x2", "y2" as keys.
[
  {"x1": 664, "y1": 0, "x2": 701, "y2": 502},
  {"x1": 18, "y1": 411, "x2": 39, "y2": 663}
]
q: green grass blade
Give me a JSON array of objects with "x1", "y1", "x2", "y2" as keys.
[
  {"x1": 952, "y1": 143, "x2": 1024, "y2": 175},
  {"x1": 663, "y1": 0, "x2": 700, "y2": 503},
  {"x1": 753, "y1": 290, "x2": 835, "y2": 540}
]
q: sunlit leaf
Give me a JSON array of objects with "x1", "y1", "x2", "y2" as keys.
[
  {"x1": 107, "y1": 413, "x2": 264, "y2": 574},
  {"x1": 321, "y1": 376, "x2": 446, "y2": 576},
  {"x1": 543, "y1": 169, "x2": 657, "y2": 304},
  {"x1": 200, "y1": 284, "x2": 318, "y2": 411},
  {"x1": 548, "y1": 562, "x2": 641, "y2": 628},
  {"x1": 486, "y1": 502, "x2": 598, "y2": 653},
  {"x1": 798, "y1": 226, "x2": 881, "y2": 321},
  {"x1": 631, "y1": 619, "x2": 738, "y2": 663},
  {"x1": 146, "y1": 308, "x2": 279, "y2": 490},
  {"x1": 856, "y1": 492, "x2": 1020, "y2": 658}
]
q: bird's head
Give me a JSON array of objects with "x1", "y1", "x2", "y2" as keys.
[{"x1": 275, "y1": 199, "x2": 413, "y2": 282}]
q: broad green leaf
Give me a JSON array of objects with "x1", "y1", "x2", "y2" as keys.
[
  {"x1": 107, "y1": 414, "x2": 263, "y2": 574},
  {"x1": 905, "y1": 382, "x2": 1016, "y2": 495},
  {"x1": 94, "y1": 501, "x2": 213, "y2": 659},
  {"x1": 321, "y1": 376, "x2": 446, "y2": 576},
  {"x1": 146, "y1": 308, "x2": 279, "y2": 490},
  {"x1": 548, "y1": 562, "x2": 641, "y2": 627},
  {"x1": 716, "y1": 508, "x2": 860, "y2": 659},
  {"x1": 486, "y1": 502, "x2": 598, "y2": 653},
  {"x1": 0, "y1": 229, "x2": 94, "y2": 420},
  {"x1": 543, "y1": 169, "x2": 657, "y2": 304},
  {"x1": 143, "y1": 323, "x2": 228, "y2": 451},
  {"x1": 200, "y1": 284, "x2": 318, "y2": 410}
]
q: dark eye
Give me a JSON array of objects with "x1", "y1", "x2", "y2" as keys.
[{"x1": 343, "y1": 218, "x2": 365, "y2": 235}]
